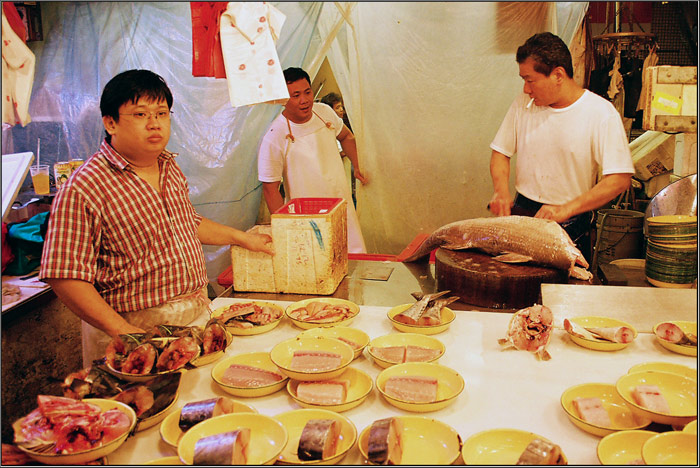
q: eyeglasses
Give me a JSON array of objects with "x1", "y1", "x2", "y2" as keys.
[{"x1": 119, "y1": 110, "x2": 173, "y2": 121}]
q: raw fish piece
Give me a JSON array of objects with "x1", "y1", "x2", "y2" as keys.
[
  {"x1": 221, "y1": 364, "x2": 283, "y2": 387},
  {"x1": 403, "y1": 345, "x2": 441, "y2": 362},
  {"x1": 370, "y1": 346, "x2": 406, "y2": 363},
  {"x1": 193, "y1": 428, "x2": 250, "y2": 465},
  {"x1": 655, "y1": 322, "x2": 697, "y2": 346},
  {"x1": 572, "y1": 397, "x2": 612, "y2": 427},
  {"x1": 367, "y1": 417, "x2": 403, "y2": 465},
  {"x1": 393, "y1": 291, "x2": 452, "y2": 326},
  {"x1": 584, "y1": 326, "x2": 635, "y2": 343},
  {"x1": 289, "y1": 351, "x2": 342, "y2": 372},
  {"x1": 403, "y1": 216, "x2": 592, "y2": 280},
  {"x1": 297, "y1": 419, "x2": 340, "y2": 461},
  {"x1": 631, "y1": 385, "x2": 671, "y2": 414},
  {"x1": 296, "y1": 380, "x2": 349, "y2": 405},
  {"x1": 516, "y1": 438, "x2": 565, "y2": 465},
  {"x1": 498, "y1": 304, "x2": 553, "y2": 360},
  {"x1": 179, "y1": 397, "x2": 235, "y2": 432},
  {"x1": 155, "y1": 336, "x2": 200, "y2": 371},
  {"x1": 202, "y1": 319, "x2": 229, "y2": 355},
  {"x1": 383, "y1": 376, "x2": 438, "y2": 403},
  {"x1": 410, "y1": 291, "x2": 459, "y2": 326}
]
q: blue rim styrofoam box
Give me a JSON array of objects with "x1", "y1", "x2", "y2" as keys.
[{"x1": 231, "y1": 198, "x2": 348, "y2": 295}]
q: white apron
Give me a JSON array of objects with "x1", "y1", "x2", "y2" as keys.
[
  {"x1": 81, "y1": 288, "x2": 211, "y2": 368},
  {"x1": 282, "y1": 114, "x2": 366, "y2": 253}
]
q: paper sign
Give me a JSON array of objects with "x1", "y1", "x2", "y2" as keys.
[{"x1": 651, "y1": 91, "x2": 682, "y2": 115}]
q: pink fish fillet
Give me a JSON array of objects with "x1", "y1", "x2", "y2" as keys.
[{"x1": 221, "y1": 364, "x2": 283, "y2": 387}]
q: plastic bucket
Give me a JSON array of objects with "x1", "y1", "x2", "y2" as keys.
[{"x1": 594, "y1": 209, "x2": 645, "y2": 265}]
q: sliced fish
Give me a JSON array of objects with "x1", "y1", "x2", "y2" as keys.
[
  {"x1": 367, "y1": 417, "x2": 403, "y2": 465},
  {"x1": 297, "y1": 419, "x2": 341, "y2": 461},
  {"x1": 193, "y1": 428, "x2": 250, "y2": 465}
]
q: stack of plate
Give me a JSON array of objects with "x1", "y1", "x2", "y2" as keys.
[{"x1": 645, "y1": 215, "x2": 697, "y2": 288}]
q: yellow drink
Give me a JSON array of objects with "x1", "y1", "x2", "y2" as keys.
[{"x1": 30, "y1": 165, "x2": 50, "y2": 195}]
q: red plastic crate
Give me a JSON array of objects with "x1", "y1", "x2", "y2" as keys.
[{"x1": 274, "y1": 198, "x2": 343, "y2": 215}]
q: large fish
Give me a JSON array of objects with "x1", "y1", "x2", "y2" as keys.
[{"x1": 402, "y1": 216, "x2": 592, "y2": 280}]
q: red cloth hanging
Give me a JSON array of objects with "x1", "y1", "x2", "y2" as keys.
[
  {"x1": 2, "y1": 3, "x2": 28, "y2": 43},
  {"x1": 190, "y1": 2, "x2": 228, "y2": 78}
]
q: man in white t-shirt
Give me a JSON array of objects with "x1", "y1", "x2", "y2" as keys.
[
  {"x1": 257, "y1": 67, "x2": 368, "y2": 253},
  {"x1": 489, "y1": 32, "x2": 634, "y2": 262}
]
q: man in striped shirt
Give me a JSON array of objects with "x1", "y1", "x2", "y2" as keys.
[{"x1": 39, "y1": 69, "x2": 274, "y2": 366}]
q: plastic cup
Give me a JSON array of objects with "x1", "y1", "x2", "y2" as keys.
[{"x1": 29, "y1": 164, "x2": 50, "y2": 195}]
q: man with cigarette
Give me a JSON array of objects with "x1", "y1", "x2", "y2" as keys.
[{"x1": 488, "y1": 32, "x2": 634, "y2": 263}]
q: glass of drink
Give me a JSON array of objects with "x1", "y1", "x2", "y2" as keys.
[{"x1": 29, "y1": 164, "x2": 50, "y2": 195}]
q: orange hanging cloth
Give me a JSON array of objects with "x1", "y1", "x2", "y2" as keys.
[{"x1": 190, "y1": 2, "x2": 228, "y2": 78}]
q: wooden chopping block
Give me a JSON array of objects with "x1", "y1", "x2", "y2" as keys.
[{"x1": 435, "y1": 248, "x2": 568, "y2": 309}]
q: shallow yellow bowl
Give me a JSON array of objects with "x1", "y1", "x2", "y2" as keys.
[
  {"x1": 628, "y1": 361, "x2": 697, "y2": 381},
  {"x1": 683, "y1": 419, "x2": 697, "y2": 434},
  {"x1": 375, "y1": 362, "x2": 464, "y2": 413},
  {"x1": 615, "y1": 371, "x2": 697, "y2": 425},
  {"x1": 285, "y1": 298, "x2": 360, "y2": 329},
  {"x1": 287, "y1": 367, "x2": 373, "y2": 413},
  {"x1": 103, "y1": 361, "x2": 188, "y2": 383},
  {"x1": 560, "y1": 383, "x2": 651, "y2": 437},
  {"x1": 211, "y1": 352, "x2": 288, "y2": 397},
  {"x1": 210, "y1": 301, "x2": 284, "y2": 336},
  {"x1": 273, "y1": 408, "x2": 357, "y2": 465},
  {"x1": 386, "y1": 303, "x2": 456, "y2": 335},
  {"x1": 270, "y1": 337, "x2": 354, "y2": 381},
  {"x1": 135, "y1": 387, "x2": 180, "y2": 432},
  {"x1": 461, "y1": 428, "x2": 567, "y2": 465},
  {"x1": 160, "y1": 399, "x2": 258, "y2": 448},
  {"x1": 13, "y1": 399, "x2": 137, "y2": 465},
  {"x1": 143, "y1": 456, "x2": 184, "y2": 465},
  {"x1": 596, "y1": 430, "x2": 657, "y2": 465},
  {"x1": 565, "y1": 316, "x2": 638, "y2": 351},
  {"x1": 642, "y1": 431, "x2": 698, "y2": 465},
  {"x1": 653, "y1": 320, "x2": 697, "y2": 356},
  {"x1": 358, "y1": 415, "x2": 461, "y2": 465},
  {"x1": 297, "y1": 326, "x2": 369, "y2": 360},
  {"x1": 177, "y1": 412, "x2": 287, "y2": 465},
  {"x1": 367, "y1": 333, "x2": 445, "y2": 368},
  {"x1": 647, "y1": 215, "x2": 698, "y2": 225}
]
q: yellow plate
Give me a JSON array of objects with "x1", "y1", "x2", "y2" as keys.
[
  {"x1": 297, "y1": 327, "x2": 369, "y2": 360},
  {"x1": 287, "y1": 367, "x2": 373, "y2": 413},
  {"x1": 653, "y1": 320, "x2": 697, "y2": 356},
  {"x1": 375, "y1": 362, "x2": 464, "y2": 413},
  {"x1": 143, "y1": 456, "x2": 184, "y2": 465},
  {"x1": 358, "y1": 415, "x2": 461, "y2": 465},
  {"x1": 103, "y1": 362, "x2": 188, "y2": 383},
  {"x1": 560, "y1": 383, "x2": 651, "y2": 437},
  {"x1": 683, "y1": 419, "x2": 697, "y2": 434},
  {"x1": 285, "y1": 298, "x2": 360, "y2": 329},
  {"x1": 565, "y1": 316, "x2": 638, "y2": 351},
  {"x1": 210, "y1": 301, "x2": 284, "y2": 336},
  {"x1": 273, "y1": 408, "x2": 357, "y2": 465},
  {"x1": 135, "y1": 387, "x2": 180, "y2": 432},
  {"x1": 647, "y1": 215, "x2": 698, "y2": 224},
  {"x1": 628, "y1": 361, "x2": 697, "y2": 381},
  {"x1": 461, "y1": 428, "x2": 567, "y2": 465},
  {"x1": 177, "y1": 413, "x2": 287, "y2": 465},
  {"x1": 386, "y1": 303, "x2": 456, "y2": 335},
  {"x1": 211, "y1": 352, "x2": 288, "y2": 397},
  {"x1": 13, "y1": 398, "x2": 137, "y2": 465},
  {"x1": 270, "y1": 337, "x2": 354, "y2": 381},
  {"x1": 596, "y1": 430, "x2": 657, "y2": 465},
  {"x1": 615, "y1": 371, "x2": 697, "y2": 426},
  {"x1": 642, "y1": 431, "x2": 698, "y2": 465},
  {"x1": 160, "y1": 399, "x2": 258, "y2": 448},
  {"x1": 367, "y1": 333, "x2": 445, "y2": 368}
]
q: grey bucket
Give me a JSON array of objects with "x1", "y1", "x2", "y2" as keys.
[{"x1": 594, "y1": 209, "x2": 646, "y2": 266}]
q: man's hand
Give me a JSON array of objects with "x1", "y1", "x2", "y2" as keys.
[
  {"x1": 488, "y1": 192, "x2": 513, "y2": 216},
  {"x1": 241, "y1": 232, "x2": 275, "y2": 256},
  {"x1": 354, "y1": 169, "x2": 369, "y2": 185},
  {"x1": 534, "y1": 204, "x2": 572, "y2": 223}
]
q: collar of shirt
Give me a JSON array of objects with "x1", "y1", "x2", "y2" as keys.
[{"x1": 99, "y1": 139, "x2": 177, "y2": 171}]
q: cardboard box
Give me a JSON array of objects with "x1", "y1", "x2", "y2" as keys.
[
  {"x1": 231, "y1": 224, "x2": 277, "y2": 293},
  {"x1": 271, "y1": 198, "x2": 348, "y2": 295},
  {"x1": 629, "y1": 130, "x2": 675, "y2": 180},
  {"x1": 231, "y1": 198, "x2": 348, "y2": 295},
  {"x1": 641, "y1": 66, "x2": 697, "y2": 132},
  {"x1": 674, "y1": 133, "x2": 698, "y2": 177}
]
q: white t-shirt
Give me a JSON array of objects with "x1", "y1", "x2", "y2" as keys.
[
  {"x1": 490, "y1": 90, "x2": 634, "y2": 205},
  {"x1": 258, "y1": 102, "x2": 367, "y2": 253}
]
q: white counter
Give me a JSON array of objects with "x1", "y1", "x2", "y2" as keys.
[{"x1": 108, "y1": 298, "x2": 697, "y2": 465}]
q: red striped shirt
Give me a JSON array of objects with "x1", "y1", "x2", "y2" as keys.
[{"x1": 39, "y1": 140, "x2": 208, "y2": 313}]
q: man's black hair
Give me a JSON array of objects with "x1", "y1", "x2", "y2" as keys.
[
  {"x1": 516, "y1": 32, "x2": 574, "y2": 78},
  {"x1": 283, "y1": 67, "x2": 311, "y2": 86}
]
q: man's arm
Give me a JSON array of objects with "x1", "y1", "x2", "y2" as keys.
[
  {"x1": 488, "y1": 150, "x2": 513, "y2": 216},
  {"x1": 262, "y1": 181, "x2": 284, "y2": 216},
  {"x1": 197, "y1": 217, "x2": 274, "y2": 255},
  {"x1": 337, "y1": 125, "x2": 368, "y2": 185},
  {"x1": 535, "y1": 173, "x2": 632, "y2": 222},
  {"x1": 44, "y1": 278, "x2": 144, "y2": 338}
]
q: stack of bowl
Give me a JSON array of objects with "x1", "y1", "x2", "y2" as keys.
[{"x1": 645, "y1": 215, "x2": 697, "y2": 288}]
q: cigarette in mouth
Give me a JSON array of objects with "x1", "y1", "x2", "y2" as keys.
[{"x1": 526, "y1": 98, "x2": 534, "y2": 109}]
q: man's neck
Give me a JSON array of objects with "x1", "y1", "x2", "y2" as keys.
[{"x1": 551, "y1": 82, "x2": 585, "y2": 109}]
